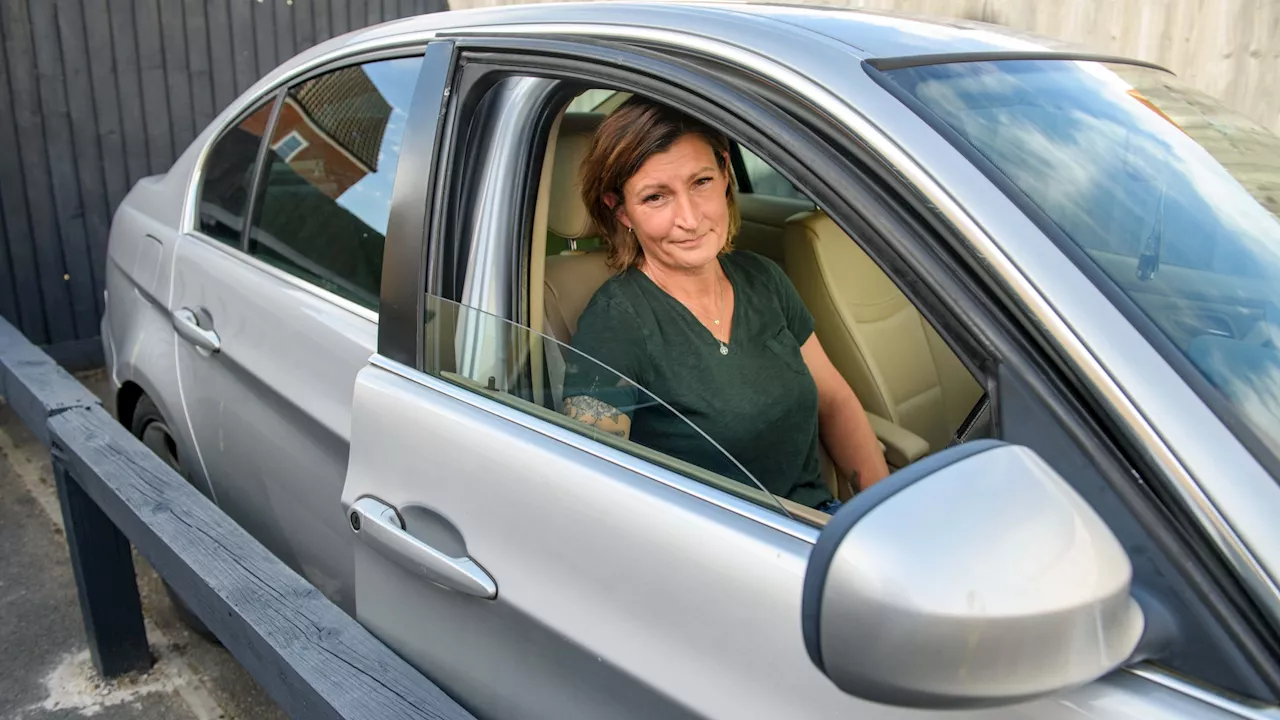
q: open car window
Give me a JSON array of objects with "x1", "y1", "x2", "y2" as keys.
[{"x1": 420, "y1": 294, "x2": 823, "y2": 523}]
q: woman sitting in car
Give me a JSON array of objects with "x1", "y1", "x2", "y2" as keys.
[{"x1": 562, "y1": 96, "x2": 888, "y2": 513}]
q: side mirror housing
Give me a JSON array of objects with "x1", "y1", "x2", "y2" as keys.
[{"x1": 802, "y1": 441, "x2": 1144, "y2": 708}]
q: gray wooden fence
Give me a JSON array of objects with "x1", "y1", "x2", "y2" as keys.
[{"x1": 0, "y1": 0, "x2": 446, "y2": 368}]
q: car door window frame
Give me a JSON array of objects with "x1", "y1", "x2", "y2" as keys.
[
  {"x1": 184, "y1": 45, "x2": 432, "y2": 326},
  {"x1": 383, "y1": 37, "x2": 1001, "y2": 523}
]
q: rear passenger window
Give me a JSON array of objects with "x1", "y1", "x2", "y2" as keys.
[
  {"x1": 249, "y1": 56, "x2": 422, "y2": 310},
  {"x1": 198, "y1": 99, "x2": 275, "y2": 246},
  {"x1": 738, "y1": 146, "x2": 809, "y2": 201}
]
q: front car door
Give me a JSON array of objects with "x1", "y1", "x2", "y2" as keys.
[
  {"x1": 342, "y1": 24, "x2": 1280, "y2": 720},
  {"x1": 172, "y1": 48, "x2": 426, "y2": 609}
]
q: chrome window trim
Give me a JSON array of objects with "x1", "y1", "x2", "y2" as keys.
[
  {"x1": 368, "y1": 353, "x2": 822, "y2": 545},
  {"x1": 185, "y1": 230, "x2": 380, "y2": 325},
  {"x1": 1127, "y1": 664, "x2": 1280, "y2": 719},
  {"x1": 180, "y1": 39, "x2": 436, "y2": 235}
]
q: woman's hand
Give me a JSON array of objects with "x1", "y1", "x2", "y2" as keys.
[
  {"x1": 563, "y1": 395, "x2": 633, "y2": 440},
  {"x1": 801, "y1": 335, "x2": 890, "y2": 491}
]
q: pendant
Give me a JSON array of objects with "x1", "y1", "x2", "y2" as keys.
[
  {"x1": 719, "y1": 344, "x2": 729, "y2": 356},
  {"x1": 713, "y1": 319, "x2": 720, "y2": 325}
]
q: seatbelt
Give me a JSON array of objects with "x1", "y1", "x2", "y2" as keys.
[
  {"x1": 543, "y1": 310, "x2": 567, "y2": 411},
  {"x1": 950, "y1": 393, "x2": 992, "y2": 447}
]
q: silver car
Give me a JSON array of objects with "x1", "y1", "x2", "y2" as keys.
[{"x1": 102, "y1": 3, "x2": 1280, "y2": 718}]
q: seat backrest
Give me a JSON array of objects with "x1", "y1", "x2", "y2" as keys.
[
  {"x1": 784, "y1": 210, "x2": 982, "y2": 452},
  {"x1": 543, "y1": 112, "x2": 612, "y2": 346}
]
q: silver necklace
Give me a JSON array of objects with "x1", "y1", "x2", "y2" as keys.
[
  {"x1": 711, "y1": 272, "x2": 728, "y2": 355},
  {"x1": 648, "y1": 267, "x2": 729, "y2": 355}
]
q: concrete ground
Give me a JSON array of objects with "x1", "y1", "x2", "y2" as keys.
[{"x1": 0, "y1": 370, "x2": 287, "y2": 720}]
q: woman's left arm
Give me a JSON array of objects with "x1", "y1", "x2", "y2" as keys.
[{"x1": 801, "y1": 334, "x2": 890, "y2": 491}]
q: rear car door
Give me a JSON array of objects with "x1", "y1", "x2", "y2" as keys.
[{"x1": 172, "y1": 49, "x2": 425, "y2": 609}]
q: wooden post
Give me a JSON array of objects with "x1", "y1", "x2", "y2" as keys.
[{"x1": 52, "y1": 446, "x2": 153, "y2": 678}]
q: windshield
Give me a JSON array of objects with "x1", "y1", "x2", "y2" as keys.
[{"x1": 882, "y1": 59, "x2": 1280, "y2": 464}]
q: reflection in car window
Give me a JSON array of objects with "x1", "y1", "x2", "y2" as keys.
[
  {"x1": 249, "y1": 56, "x2": 423, "y2": 310},
  {"x1": 198, "y1": 99, "x2": 275, "y2": 246},
  {"x1": 885, "y1": 59, "x2": 1280, "y2": 464},
  {"x1": 419, "y1": 295, "x2": 795, "y2": 520},
  {"x1": 739, "y1": 146, "x2": 809, "y2": 201}
]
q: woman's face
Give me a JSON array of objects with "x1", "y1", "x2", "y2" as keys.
[{"x1": 614, "y1": 133, "x2": 731, "y2": 274}]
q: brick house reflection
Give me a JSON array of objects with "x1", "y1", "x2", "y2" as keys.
[{"x1": 266, "y1": 65, "x2": 392, "y2": 198}]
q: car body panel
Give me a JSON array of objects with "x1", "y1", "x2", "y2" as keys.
[
  {"x1": 169, "y1": 232, "x2": 373, "y2": 609},
  {"x1": 101, "y1": 177, "x2": 207, "y2": 497}
]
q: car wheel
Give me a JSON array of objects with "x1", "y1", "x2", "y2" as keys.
[{"x1": 129, "y1": 394, "x2": 218, "y2": 643}]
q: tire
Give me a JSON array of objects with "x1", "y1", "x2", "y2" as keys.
[{"x1": 129, "y1": 394, "x2": 219, "y2": 643}]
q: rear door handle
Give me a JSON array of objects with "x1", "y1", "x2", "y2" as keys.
[
  {"x1": 173, "y1": 307, "x2": 221, "y2": 353},
  {"x1": 349, "y1": 497, "x2": 497, "y2": 599}
]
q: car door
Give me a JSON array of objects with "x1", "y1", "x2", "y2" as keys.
[
  {"x1": 338, "y1": 37, "x2": 1280, "y2": 719},
  {"x1": 172, "y1": 49, "x2": 425, "y2": 610}
]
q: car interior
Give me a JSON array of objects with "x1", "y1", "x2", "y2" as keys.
[{"x1": 509, "y1": 88, "x2": 989, "y2": 524}]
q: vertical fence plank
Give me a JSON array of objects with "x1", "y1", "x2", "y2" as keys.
[
  {"x1": 54, "y1": 0, "x2": 112, "y2": 311},
  {"x1": 108, "y1": 0, "x2": 151, "y2": 187},
  {"x1": 53, "y1": 453, "x2": 153, "y2": 679},
  {"x1": 229, "y1": 0, "x2": 258, "y2": 95},
  {"x1": 82, "y1": 0, "x2": 131, "y2": 217},
  {"x1": 367, "y1": 0, "x2": 382, "y2": 26},
  {"x1": 295, "y1": 0, "x2": 317, "y2": 54},
  {"x1": 134, "y1": 0, "x2": 175, "y2": 172},
  {"x1": 0, "y1": 3, "x2": 47, "y2": 343},
  {"x1": 2, "y1": 0, "x2": 76, "y2": 345},
  {"x1": 29, "y1": 0, "x2": 99, "y2": 332},
  {"x1": 314, "y1": 0, "x2": 333, "y2": 41},
  {"x1": 0, "y1": 199, "x2": 19, "y2": 336},
  {"x1": 332, "y1": 0, "x2": 351, "y2": 37},
  {"x1": 253, "y1": 0, "x2": 278, "y2": 79},
  {"x1": 184, "y1": 0, "x2": 217, "y2": 134},
  {"x1": 207, "y1": 0, "x2": 240, "y2": 110},
  {"x1": 160, "y1": 0, "x2": 197, "y2": 153},
  {"x1": 275, "y1": 0, "x2": 296, "y2": 65},
  {"x1": 348, "y1": 0, "x2": 364, "y2": 36}
]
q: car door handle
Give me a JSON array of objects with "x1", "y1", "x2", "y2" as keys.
[
  {"x1": 173, "y1": 308, "x2": 221, "y2": 353},
  {"x1": 349, "y1": 497, "x2": 497, "y2": 599}
]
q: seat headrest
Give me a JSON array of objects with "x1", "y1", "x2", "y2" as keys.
[{"x1": 549, "y1": 112, "x2": 605, "y2": 239}]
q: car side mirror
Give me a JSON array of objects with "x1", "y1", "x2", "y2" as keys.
[{"x1": 802, "y1": 440, "x2": 1144, "y2": 709}]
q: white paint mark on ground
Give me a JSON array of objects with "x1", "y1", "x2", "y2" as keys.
[
  {"x1": 24, "y1": 621, "x2": 226, "y2": 719},
  {"x1": 30, "y1": 649, "x2": 165, "y2": 718}
]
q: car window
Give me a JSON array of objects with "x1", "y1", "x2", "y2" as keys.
[
  {"x1": 883, "y1": 59, "x2": 1280, "y2": 465},
  {"x1": 248, "y1": 55, "x2": 423, "y2": 310},
  {"x1": 738, "y1": 145, "x2": 809, "y2": 201},
  {"x1": 197, "y1": 99, "x2": 276, "y2": 246},
  {"x1": 420, "y1": 294, "x2": 803, "y2": 521}
]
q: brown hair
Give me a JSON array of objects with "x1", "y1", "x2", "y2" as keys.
[{"x1": 579, "y1": 96, "x2": 740, "y2": 272}]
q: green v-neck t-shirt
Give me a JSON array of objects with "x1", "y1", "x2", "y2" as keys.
[{"x1": 564, "y1": 250, "x2": 831, "y2": 508}]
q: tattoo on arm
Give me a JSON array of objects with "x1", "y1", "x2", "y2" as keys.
[
  {"x1": 563, "y1": 395, "x2": 631, "y2": 440},
  {"x1": 563, "y1": 395, "x2": 625, "y2": 424}
]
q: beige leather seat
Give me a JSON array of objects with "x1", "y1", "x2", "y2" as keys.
[
  {"x1": 542, "y1": 113, "x2": 612, "y2": 347},
  {"x1": 784, "y1": 210, "x2": 983, "y2": 454}
]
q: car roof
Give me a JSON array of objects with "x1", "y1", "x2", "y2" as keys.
[{"x1": 346, "y1": 1, "x2": 1083, "y2": 62}]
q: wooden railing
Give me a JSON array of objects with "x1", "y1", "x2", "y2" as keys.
[{"x1": 0, "y1": 316, "x2": 476, "y2": 720}]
